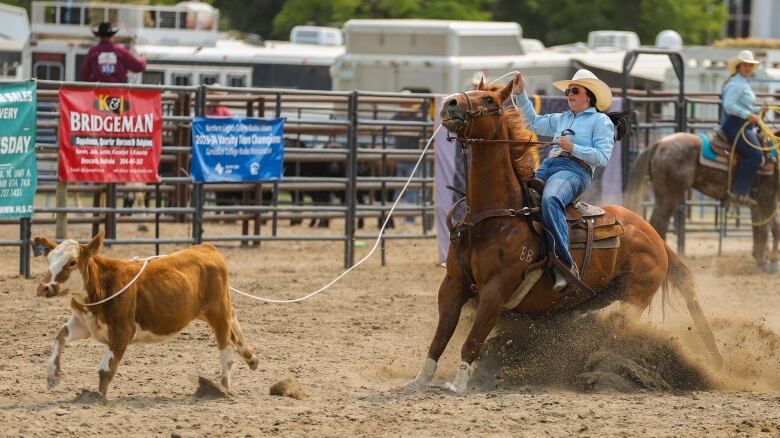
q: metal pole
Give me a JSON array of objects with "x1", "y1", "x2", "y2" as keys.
[
  {"x1": 107, "y1": 183, "x2": 117, "y2": 244},
  {"x1": 20, "y1": 218, "x2": 31, "y2": 278},
  {"x1": 192, "y1": 184, "x2": 203, "y2": 244},
  {"x1": 622, "y1": 49, "x2": 686, "y2": 254},
  {"x1": 155, "y1": 183, "x2": 161, "y2": 255},
  {"x1": 55, "y1": 181, "x2": 67, "y2": 240},
  {"x1": 272, "y1": 93, "x2": 282, "y2": 236},
  {"x1": 192, "y1": 85, "x2": 206, "y2": 245},
  {"x1": 380, "y1": 125, "x2": 388, "y2": 266},
  {"x1": 344, "y1": 91, "x2": 358, "y2": 268}
]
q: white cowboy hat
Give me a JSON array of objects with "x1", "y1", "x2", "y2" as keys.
[
  {"x1": 727, "y1": 49, "x2": 760, "y2": 75},
  {"x1": 552, "y1": 69, "x2": 613, "y2": 112}
]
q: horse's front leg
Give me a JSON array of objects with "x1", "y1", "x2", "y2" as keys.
[
  {"x1": 444, "y1": 276, "x2": 507, "y2": 394},
  {"x1": 404, "y1": 270, "x2": 469, "y2": 391}
]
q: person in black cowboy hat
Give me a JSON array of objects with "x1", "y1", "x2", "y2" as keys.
[{"x1": 79, "y1": 22, "x2": 146, "y2": 83}]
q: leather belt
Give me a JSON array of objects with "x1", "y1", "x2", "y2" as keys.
[{"x1": 558, "y1": 151, "x2": 592, "y2": 174}]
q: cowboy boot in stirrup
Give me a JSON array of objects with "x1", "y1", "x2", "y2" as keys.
[
  {"x1": 552, "y1": 267, "x2": 568, "y2": 292},
  {"x1": 552, "y1": 262, "x2": 580, "y2": 292}
]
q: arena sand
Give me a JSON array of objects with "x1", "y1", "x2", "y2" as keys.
[{"x1": 0, "y1": 221, "x2": 779, "y2": 436}]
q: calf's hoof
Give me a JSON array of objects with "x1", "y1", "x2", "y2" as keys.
[{"x1": 248, "y1": 356, "x2": 259, "y2": 371}]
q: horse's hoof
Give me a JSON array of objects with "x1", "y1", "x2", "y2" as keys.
[
  {"x1": 47, "y1": 375, "x2": 60, "y2": 389},
  {"x1": 767, "y1": 261, "x2": 780, "y2": 273},
  {"x1": 442, "y1": 381, "x2": 466, "y2": 394},
  {"x1": 400, "y1": 378, "x2": 428, "y2": 393}
]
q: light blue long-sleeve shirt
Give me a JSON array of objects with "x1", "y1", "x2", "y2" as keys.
[
  {"x1": 514, "y1": 91, "x2": 615, "y2": 171},
  {"x1": 722, "y1": 74, "x2": 759, "y2": 120}
]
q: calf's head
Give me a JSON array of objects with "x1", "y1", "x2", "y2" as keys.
[{"x1": 33, "y1": 232, "x2": 104, "y2": 298}]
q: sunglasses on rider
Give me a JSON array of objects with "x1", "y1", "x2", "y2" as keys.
[{"x1": 564, "y1": 87, "x2": 582, "y2": 96}]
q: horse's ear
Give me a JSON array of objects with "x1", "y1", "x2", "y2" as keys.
[
  {"x1": 498, "y1": 79, "x2": 514, "y2": 104},
  {"x1": 477, "y1": 77, "x2": 486, "y2": 91}
]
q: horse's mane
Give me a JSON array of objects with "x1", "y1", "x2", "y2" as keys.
[{"x1": 503, "y1": 105, "x2": 540, "y2": 180}]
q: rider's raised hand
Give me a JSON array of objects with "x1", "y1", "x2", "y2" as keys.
[{"x1": 513, "y1": 73, "x2": 525, "y2": 94}]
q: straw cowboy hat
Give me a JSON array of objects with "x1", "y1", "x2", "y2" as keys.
[
  {"x1": 92, "y1": 22, "x2": 118, "y2": 37},
  {"x1": 553, "y1": 69, "x2": 613, "y2": 112},
  {"x1": 727, "y1": 49, "x2": 760, "y2": 75}
]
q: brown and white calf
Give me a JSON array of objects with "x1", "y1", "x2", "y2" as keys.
[{"x1": 33, "y1": 232, "x2": 258, "y2": 396}]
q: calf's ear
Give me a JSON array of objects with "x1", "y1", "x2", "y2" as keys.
[
  {"x1": 81, "y1": 231, "x2": 105, "y2": 257},
  {"x1": 32, "y1": 237, "x2": 57, "y2": 257}
]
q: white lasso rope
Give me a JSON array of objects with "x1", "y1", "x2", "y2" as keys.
[
  {"x1": 77, "y1": 255, "x2": 165, "y2": 306},
  {"x1": 229, "y1": 124, "x2": 443, "y2": 303}
]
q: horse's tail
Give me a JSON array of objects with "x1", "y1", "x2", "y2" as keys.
[
  {"x1": 663, "y1": 244, "x2": 723, "y2": 367},
  {"x1": 623, "y1": 143, "x2": 658, "y2": 213}
]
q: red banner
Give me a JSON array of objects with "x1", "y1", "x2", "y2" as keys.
[{"x1": 58, "y1": 88, "x2": 162, "y2": 182}]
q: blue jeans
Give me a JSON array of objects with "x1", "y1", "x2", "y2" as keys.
[
  {"x1": 721, "y1": 115, "x2": 763, "y2": 196},
  {"x1": 535, "y1": 157, "x2": 591, "y2": 268}
]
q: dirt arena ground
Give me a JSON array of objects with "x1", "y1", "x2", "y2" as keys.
[{"x1": 1, "y1": 220, "x2": 780, "y2": 437}]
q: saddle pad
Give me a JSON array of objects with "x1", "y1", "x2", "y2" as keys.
[
  {"x1": 700, "y1": 132, "x2": 719, "y2": 161},
  {"x1": 698, "y1": 132, "x2": 776, "y2": 176}
]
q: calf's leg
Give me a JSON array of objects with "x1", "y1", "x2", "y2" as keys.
[
  {"x1": 98, "y1": 329, "x2": 131, "y2": 397},
  {"x1": 204, "y1": 310, "x2": 234, "y2": 391},
  {"x1": 230, "y1": 313, "x2": 259, "y2": 370},
  {"x1": 48, "y1": 314, "x2": 90, "y2": 389}
]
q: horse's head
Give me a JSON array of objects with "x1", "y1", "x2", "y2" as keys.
[{"x1": 440, "y1": 78, "x2": 514, "y2": 140}]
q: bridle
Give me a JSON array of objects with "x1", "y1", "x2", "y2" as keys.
[
  {"x1": 443, "y1": 90, "x2": 552, "y2": 212},
  {"x1": 445, "y1": 90, "x2": 552, "y2": 147}
]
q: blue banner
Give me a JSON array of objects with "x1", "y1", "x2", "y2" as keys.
[{"x1": 191, "y1": 117, "x2": 284, "y2": 182}]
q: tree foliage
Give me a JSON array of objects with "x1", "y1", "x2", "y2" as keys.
[
  {"x1": 271, "y1": 0, "x2": 492, "y2": 39},
  {"x1": 1, "y1": 0, "x2": 729, "y2": 46},
  {"x1": 494, "y1": 0, "x2": 727, "y2": 47}
]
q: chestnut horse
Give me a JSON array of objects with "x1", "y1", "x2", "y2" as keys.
[
  {"x1": 624, "y1": 132, "x2": 780, "y2": 272},
  {"x1": 405, "y1": 80, "x2": 721, "y2": 394}
]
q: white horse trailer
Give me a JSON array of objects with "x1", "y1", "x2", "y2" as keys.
[
  {"x1": 0, "y1": 3, "x2": 28, "y2": 80},
  {"x1": 332, "y1": 19, "x2": 574, "y2": 95}
]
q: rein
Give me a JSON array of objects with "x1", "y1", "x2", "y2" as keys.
[{"x1": 447, "y1": 136, "x2": 553, "y2": 147}]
